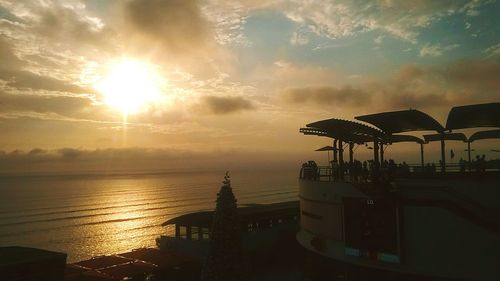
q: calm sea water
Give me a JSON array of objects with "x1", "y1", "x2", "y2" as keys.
[{"x1": 0, "y1": 170, "x2": 299, "y2": 262}]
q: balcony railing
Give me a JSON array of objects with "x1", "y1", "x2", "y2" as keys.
[{"x1": 300, "y1": 162, "x2": 500, "y2": 183}]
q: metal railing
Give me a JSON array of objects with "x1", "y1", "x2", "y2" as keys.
[{"x1": 300, "y1": 162, "x2": 500, "y2": 183}]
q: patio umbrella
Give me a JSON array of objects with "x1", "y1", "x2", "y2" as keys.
[{"x1": 315, "y1": 146, "x2": 336, "y2": 163}]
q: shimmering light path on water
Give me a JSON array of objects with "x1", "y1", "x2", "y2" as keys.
[{"x1": 0, "y1": 170, "x2": 298, "y2": 262}]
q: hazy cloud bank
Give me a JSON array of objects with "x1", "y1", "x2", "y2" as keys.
[
  {"x1": 280, "y1": 57, "x2": 500, "y2": 114},
  {"x1": 123, "y1": 0, "x2": 213, "y2": 56},
  {"x1": 281, "y1": 86, "x2": 370, "y2": 106},
  {"x1": 0, "y1": 147, "x2": 302, "y2": 175},
  {"x1": 200, "y1": 95, "x2": 256, "y2": 114}
]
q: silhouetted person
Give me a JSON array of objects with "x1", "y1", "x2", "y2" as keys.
[
  {"x1": 308, "y1": 160, "x2": 318, "y2": 180},
  {"x1": 362, "y1": 161, "x2": 369, "y2": 183},
  {"x1": 301, "y1": 162, "x2": 309, "y2": 179},
  {"x1": 353, "y1": 160, "x2": 362, "y2": 182},
  {"x1": 425, "y1": 163, "x2": 431, "y2": 174},
  {"x1": 388, "y1": 159, "x2": 397, "y2": 179},
  {"x1": 459, "y1": 158, "x2": 466, "y2": 173},
  {"x1": 475, "y1": 155, "x2": 481, "y2": 173},
  {"x1": 480, "y1": 154, "x2": 486, "y2": 172},
  {"x1": 331, "y1": 160, "x2": 339, "y2": 181}
]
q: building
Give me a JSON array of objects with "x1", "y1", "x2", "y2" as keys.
[
  {"x1": 0, "y1": 246, "x2": 67, "y2": 281},
  {"x1": 297, "y1": 103, "x2": 500, "y2": 281}
]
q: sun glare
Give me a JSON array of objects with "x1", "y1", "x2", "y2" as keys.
[{"x1": 95, "y1": 59, "x2": 162, "y2": 117}]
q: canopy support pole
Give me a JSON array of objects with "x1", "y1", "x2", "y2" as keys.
[
  {"x1": 420, "y1": 143, "x2": 425, "y2": 170},
  {"x1": 333, "y1": 139, "x2": 338, "y2": 162},
  {"x1": 440, "y1": 138, "x2": 446, "y2": 174},
  {"x1": 380, "y1": 144, "x2": 384, "y2": 163},
  {"x1": 349, "y1": 142, "x2": 354, "y2": 164},
  {"x1": 339, "y1": 140, "x2": 344, "y2": 180},
  {"x1": 467, "y1": 141, "x2": 471, "y2": 172},
  {"x1": 373, "y1": 140, "x2": 379, "y2": 182}
]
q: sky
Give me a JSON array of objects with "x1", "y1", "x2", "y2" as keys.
[{"x1": 0, "y1": 0, "x2": 499, "y2": 174}]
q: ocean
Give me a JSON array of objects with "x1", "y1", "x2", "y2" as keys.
[{"x1": 0, "y1": 170, "x2": 299, "y2": 262}]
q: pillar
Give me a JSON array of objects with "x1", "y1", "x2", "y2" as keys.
[
  {"x1": 373, "y1": 140, "x2": 380, "y2": 182},
  {"x1": 380, "y1": 143, "x2": 384, "y2": 163},
  {"x1": 467, "y1": 141, "x2": 471, "y2": 172},
  {"x1": 349, "y1": 142, "x2": 354, "y2": 164},
  {"x1": 420, "y1": 143, "x2": 425, "y2": 170},
  {"x1": 339, "y1": 140, "x2": 344, "y2": 180},
  {"x1": 440, "y1": 138, "x2": 446, "y2": 174},
  {"x1": 333, "y1": 139, "x2": 338, "y2": 162}
]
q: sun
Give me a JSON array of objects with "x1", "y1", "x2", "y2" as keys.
[{"x1": 95, "y1": 59, "x2": 162, "y2": 117}]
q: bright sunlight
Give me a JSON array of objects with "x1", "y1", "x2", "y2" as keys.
[{"x1": 95, "y1": 59, "x2": 162, "y2": 117}]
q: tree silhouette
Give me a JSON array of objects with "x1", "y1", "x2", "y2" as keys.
[{"x1": 200, "y1": 172, "x2": 246, "y2": 281}]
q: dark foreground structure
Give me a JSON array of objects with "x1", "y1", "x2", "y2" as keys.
[
  {"x1": 0, "y1": 246, "x2": 67, "y2": 281},
  {"x1": 298, "y1": 103, "x2": 500, "y2": 281},
  {"x1": 65, "y1": 248, "x2": 199, "y2": 281},
  {"x1": 157, "y1": 200, "x2": 303, "y2": 278}
]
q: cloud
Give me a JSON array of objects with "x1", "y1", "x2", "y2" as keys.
[
  {"x1": 376, "y1": 58, "x2": 500, "y2": 109},
  {"x1": 34, "y1": 5, "x2": 115, "y2": 48},
  {"x1": 483, "y1": 42, "x2": 500, "y2": 57},
  {"x1": 441, "y1": 58, "x2": 500, "y2": 93},
  {"x1": 290, "y1": 31, "x2": 309, "y2": 45},
  {"x1": 279, "y1": 58, "x2": 500, "y2": 113},
  {"x1": 374, "y1": 35, "x2": 384, "y2": 45},
  {"x1": 1, "y1": 70, "x2": 93, "y2": 94},
  {"x1": 200, "y1": 95, "x2": 256, "y2": 114},
  {"x1": 249, "y1": 60, "x2": 339, "y2": 90},
  {"x1": 419, "y1": 43, "x2": 460, "y2": 57},
  {"x1": 0, "y1": 34, "x2": 93, "y2": 95},
  {"x1": 312, "y1": 43, "x2": 343, "y2": 51},
  {"x1": 0, "y1": 91, "x2": 95, "y2": 118},
  {"x1": 281, "y1": 86, "x2": 370, "y2": 107},
  {"x1": 282, "y1": 1, "x2": 493, "y2": 43},
  {"x1": 58, "y1": 148, "x2": 83, "y2": 160},
  {"x1": 124, "y1": 0, "x2": 213, "y2": 55},
  {"x1": 28, "y1": 148, "x2": 47, "y2": 155},
  {"x1": 383, "y1": 91, "x2": 450, "y2": 109},
  {"x1": 0, "y1": 147, "x2": 300, "y2": 175},
  {"x1": 0, "y1": 35, "x2": 23, "y2": 70}
]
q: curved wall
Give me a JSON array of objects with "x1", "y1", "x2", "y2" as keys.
[{"x1": 297, "y1": 179, "x2": 500, "y2": 281}]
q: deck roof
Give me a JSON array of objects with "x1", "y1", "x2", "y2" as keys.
[
  {"x1": 423, "y1": 132, "x2": 468, "y2": 143},
  {"x1": 301, "y1": 118, "x2": 383, "y2": 143},
  {"x1": 356, "y1": 109, "x2": 445, "y2": 134},
  {"x1": 469, "y1": 129, "x2": 500, "y2": 142},
  {"x1": 0, "y1": 246, "x2": 66, "y2": 266},
  {"x1": 162, "y1": 201, "x2": 299, "y2": 227},
  {"x1": 385, "y1": 134, "x2": 425, "y2": 144},
  {"x1": 446, "y1": 102, "x2": 500, "y2": 130}
]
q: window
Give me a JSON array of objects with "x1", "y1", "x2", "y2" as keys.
[
  {"x1": 179, "y1": 226, "x2": 187, "y2": 239},
  {"x1": 191, "y1": 226, "x2": 199, "y2": 240},
  {"x1": 201, "y1": 228, "x2": 210, "y2": 240}
]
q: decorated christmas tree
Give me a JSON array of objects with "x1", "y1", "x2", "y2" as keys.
[{"x1": 200, "y1": 172, "x2": 246, "y2": 281}]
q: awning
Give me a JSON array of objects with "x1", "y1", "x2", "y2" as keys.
[
  {"x1": 446, "y1": 102, "x2": 500, "y2": 130},
  {"x1": 162, "y1": 201, "x2": 299, "y2": 227},
  {"x1": 302, "y1": 118, "x2": 383, "y2": 143},
  {"x1": 423, "y1": 132, "x2": 467, "y2": 142},
  {"x1": 356, "y1": 109, "x2": 445, "y2": 134},
  {"x1": 469, "y1": 129, "x2": 500, "y2": 142},
  {"x1": 385, "y1": 134, "x2": 425, "y2": 144},
  {"x1": 315, "y1": 146, "x2": 336, "y2": 151}
]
